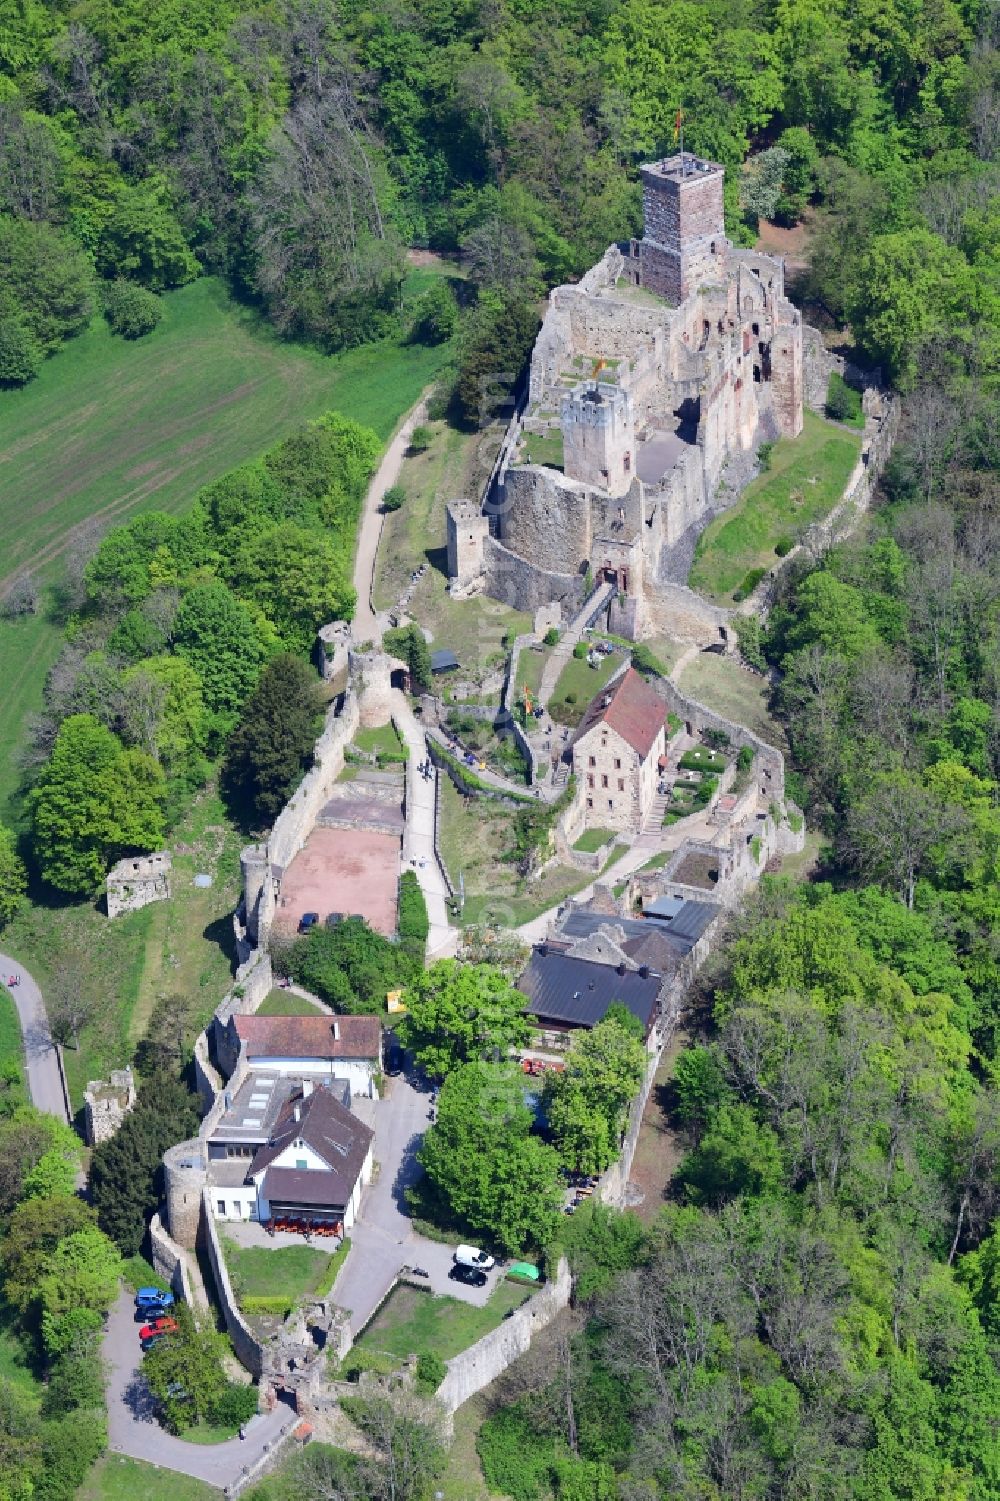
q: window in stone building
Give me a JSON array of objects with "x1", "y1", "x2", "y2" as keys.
[
  {"x1": 602, "y1": 774, "x2": 609, "y2": 788},
  {"x1": 615, "y1": 758, "x2": 621, "y2": 769},
  {"x1": 217, "y1": 1200, "x2": 226, "y2": 1215},
  {"x1": 608, "y1": 799, "x2": 614, "y2": 810},
  {"x1": 587, "y1": 774, "x2": 594, "y2": 788},
  {"x1": 618, "y1": 778, "x2": 625, "y2": 791},
  {"x1": 587, "y1": 797, "x2": 594, "y2": 809},
  {"x1": 588, "y1": 755, "x2": 596, "y2": 767}
]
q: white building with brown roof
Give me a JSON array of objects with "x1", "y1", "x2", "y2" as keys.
[
  {"x1": 570, "y1": 667, "x2": 667, "y2": 834},
  {"x1": 221, "y1": 1013, "x2": 382, "y2": 1099}
]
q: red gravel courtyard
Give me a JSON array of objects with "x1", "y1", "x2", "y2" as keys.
[{"x1": 274, "y1": 827, "x2": 401, "y2": 937}]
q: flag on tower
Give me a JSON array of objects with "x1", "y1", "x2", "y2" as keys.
[{"x1": 673, "y1": 109, "x2": 684, "y2": 143}]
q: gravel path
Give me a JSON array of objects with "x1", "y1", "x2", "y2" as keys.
[{"x1": 352, "y1": 390, "x2": 432, "y2": 645}]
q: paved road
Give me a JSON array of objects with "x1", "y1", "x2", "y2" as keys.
[
  {"x1": 104, "y1": 1290, "x2": 291, "y2": 1488},
  {"x1": 0, "y1": 957, "x2": 68, "y2": 1122},
  {"x1": 352, "y1": 391, "x2": 432, "y2": 646},
  {"x1": 332, "y1": 1069, "x2": 499, "y2": 1335},
  {"x1": 392, "y1": 692, "x2": 458, "y2": 960}
]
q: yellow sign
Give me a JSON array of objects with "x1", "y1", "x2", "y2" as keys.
[{"x1": 386, "y1": 990, "x2": 407, "y2": 1014}]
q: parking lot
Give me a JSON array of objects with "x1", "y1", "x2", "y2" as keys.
[{"x1": 273, "y1": 826, "x2": 401, "y2": 937}]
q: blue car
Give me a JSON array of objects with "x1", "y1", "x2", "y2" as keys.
[{"x1": 135, "y1": 1287, "x2": 174, "y2": 1315}]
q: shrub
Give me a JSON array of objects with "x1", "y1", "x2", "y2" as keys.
[
  {"x1": 104, "y1": 279, "x2": 163, "y2": 339},
  {"x1": 0, "y1": 314, "x2": 43, "y2": 384},
  {"x1": 680, "y1": 748, "x2": 725, "y2": 773},
  {"x1": 398, "y1": 869, "x2": 430, "y2": 943},
  {"x1": 409, "y1": 424, "x2": 432, "y2": 453},
  {"x1": 751, "y1": 835, "x2": 763, "y2": 863},
  {"x1": 704, "y1": 729, "x2": 730, "y2": 750},
  {"x1": 564, "y1": 691, "x2": 577, "y2": 705},
  {"x1": 382, "y1": 484, "x2": 406, "y2": 512},
  {"x1": 207, "y1": 1383, "x2": 259, "y2": 1428},
  {"x1": 630, "y1": 642, "x2": 661, "y2": 677},
  {"x1": 572, "y1": 640, "x2": 586, "y2": 658},
  {"x1": 409, "y1": 281, "x2": 458, "y2": 345},
  {"x1": 774, "y1": 534, "x2": 794, "y2": 557},
  {"x1": 734, "y1": 566, "x2": 766, "y2": 601},
  {"x1": 735, "y1": 614, "x2": 767, "y2": 672},
  {"x1": 416, "y1": 1350, "x2": 447, "y2": 1391},
  {"x1": 825, "y1": 369, "x2": 863, "y2": 424},
  {"x1": 478, "y1": 1404, "x2": 554, "y2": 1501},
  {"x1": 544, "y1": 627, "x2": 561, "y2": 647},
  {"x1": 0, "y1": 572, "x2": 38, "y2": 618},
  {"x1": 695, "y1": 773, "x2": 718, "y2": 806},
  {"x1": 737, "y1": 745, "x2": 754, "y2": 771},
  {"x1": 757, "y1": 440, "x2": 775, "y2": 472}
]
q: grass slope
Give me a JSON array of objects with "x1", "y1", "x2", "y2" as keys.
[
  {"x1": 0, "y1": 277, "x2": 449, "y2": 822},
  {"x1": 688, "y1": 411, "x2": 862, "y2": 602},
  {"x1": 676, "y1": 653, "x2": 786, "y2": 750},
  {"x1": 356, "y1": 1281, "x2": 531, "y2": 1362},
  {"x1": 77, "y1": 1455, "x2": 219, "y2": 1501}
]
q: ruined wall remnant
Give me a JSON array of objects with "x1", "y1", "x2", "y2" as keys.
[
  {"x1": 84, "y1": 1067, "x2": 136, "y2": 1146},
  {"x1": 106, "y1": 851, "x2": 171, "y2": 918}
]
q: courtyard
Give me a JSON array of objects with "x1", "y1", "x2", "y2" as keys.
[{"x1": 273, "y1": 827, "x2": 401, "y2": 937}]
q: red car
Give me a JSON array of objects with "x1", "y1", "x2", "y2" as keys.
[{"x1": 139, "y1": 1317, "x2": 178, "y2": 1341}]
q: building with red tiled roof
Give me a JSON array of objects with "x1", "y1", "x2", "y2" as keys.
[
  {"x1": 570, "y1": 667, "x2": 667, "y2": 835},
  {"x1": 222, "y1": 1013, "x2": 382, "y2": 1099}
]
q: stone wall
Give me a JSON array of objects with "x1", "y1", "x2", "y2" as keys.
[
  {"x1": 106, "y1": 851, "x2": 171, "y2": 919},
  {"x1": 482, "y1": 536, "x2": 584, "y2": 616},
  {"x1": 149, "y1": 1212, "x2": 199, "y2": 1309},
  {"x1": 644, "y1": 582, "x2": 733, "y2": 646},
  {"x1": 242, "y1": 693, "x2": 360, "y2": 949},
  {"x1": 500, "y1": 464, "x2": 593, "y2": 564},
  {"x1": 201, "y1": 1189, "x2": 266, "y2": 1378},
  {"x1": 435, "y1": 1259, "x2": 573, "y2": 1413},
  {"x1": 651, "y1": 674, "x2": 786, "y2": 800}
]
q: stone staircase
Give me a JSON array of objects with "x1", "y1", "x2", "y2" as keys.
[
  {"x1": 538, "y1": 581, "x2": 615, "y2": 707},
  {"x1": 643, "y1": 788, "x2": 670, "y2": 835}
]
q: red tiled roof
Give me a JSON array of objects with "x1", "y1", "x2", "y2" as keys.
[
  {"x1": 574, "y1": 668, "x2": 667, "y2": 759},
  {"x1": 234, "y1": 1013, "x2": 381, "y2": 1061}
]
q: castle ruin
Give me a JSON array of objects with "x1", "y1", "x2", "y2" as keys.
[{"x1": 451, "y1": 154, "x2": 808, "y2": 637}]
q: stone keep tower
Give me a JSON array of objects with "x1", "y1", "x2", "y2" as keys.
[
  {"x1": 561, "y1": 382, "x2": 635, "y2": 496},
  {"x1": 637, "y1": 155, "x2": 726, "y2": 305},
  {"x1": 446, "y1": 499, "x2": 488, "y2": 587}
]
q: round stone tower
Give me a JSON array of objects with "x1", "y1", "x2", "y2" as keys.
[
  {"x1": 351, "y1": 649, "x2": 401, "y2": 729},
  {"x1": 163, "y1": 1139, "x2": 207, "y2": 1251}
]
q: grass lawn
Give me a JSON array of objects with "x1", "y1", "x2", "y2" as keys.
[
  {"x1": 521, "y1": 431, "x2": 564, "y2": 470},
  {"x1": 642, "y1": 635, "x2": 685, "y2": 674},
  {"x1": 688, "y1": 411, "x2": 862, "y2": 602},
  {"x1": 573, "y1": 827, "x2": 614, "y2": 852},
  {"x1": 373, "y1": 417, "x2": 530, "y2": 671},
  {"x1": 257, "y1": 989, "x2": 326, "y2": 1017},
  {"x1": 3, "y1": 785, "x2": 243, "y2": 1110},
  {"x1": 438, "y1": 1394, "x2": 501, "y2": 1501},
  {"x1": 0, "y1": 990, "x2": 28, "y2": 1109},
  {"x1": 221, "y1": 1237, "x2": 343, "y2": 1303},
  {"x1": 515, "y1": 643, "x2": 547, "y2": 702},
  {"x1": 357, "y1": 1281, "x2": 532, "y2": 1361},
  {"x1": 353, "y1": 722, "x2": 404, "y2": 758},
  {"x1": 677, "y1": 653, "x2": 786, "y2": 750},
  {"x1": 0, "y1": 276, "x2": 451, "y2": 823},
  {"x1": 438, "y1": 779, "x2": 597, "y2": 929},
  {"x1": 77, "y1": 1455, "x2": 220, "y2": 1501},
  {"x1": 547, "y1": 649, "x2": 625, "y2": 725}
]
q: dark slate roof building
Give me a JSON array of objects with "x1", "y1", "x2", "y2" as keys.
[
  {"x1": 557, "y1": 900, "x2": 718, "y2": 959},
  {"x1": 518, "y1": 947, "x2": 662, "y2": 1036},
  {"x1": 430, "y1": 649, "x2": 460, "y2": 673}
]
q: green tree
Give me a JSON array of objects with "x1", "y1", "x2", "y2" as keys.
[
  {"x1": 847, "y1": 228, "x2": 977, "y2": 388},
  {"x1": 29, "y1": 715, "x2": 165, "y2": 895},
  {"x1": 89, "y1": 1074, "x2": 200, "y2": 1256},
  {"x1": 410, "y1": 281, "x2": 458, "y2": 344},
  {"x1": 0, "y1": 215, "x2": 94, "y2": 356},
  {"x1": 41, "y1": 1334, "x2": 105, "y2": 1417},
  {"x1": 384, "y1": 624, "x2": 432, "y2": 693},
  {"x1": 222, "y1": 653, "x2": 323, "y2": 822},
  {"x1": 224, "y1": 521, "x2": 354, "y2": 651},
  {"x1": 38, "y1": 1227, "x2": 122, "y2": 1356},
  {"x1": 172, "y1": 581, "x2": 269, "y2": 740},
  {"x1": 418, "y1": 1062, "x2": 562, "y2": 1253},
  {"x1": 0, "y1": 825, "x2": 27, "y2": 925},
  {"x1": 142, "y1": 1305, "x2": 229, "y2": 1432},
  {"x1": 103, "y1": 279, "x2": 163, "y2": 338},
  {"x1": 96, "y1": 178, "x2": 199, "y2": 289},
  {"x1": 1, "y1": 1194, "x2": 96, "y2": 1315},
  {"x1": 545, "y1": 1018, "x2": 646, "y2": 1175},
  {"x1": 400, "y1": 960, "x2": 530, "y2": 1078},
  {"x1": 281, "y1": 917, "x2": 418, "y2": 1013},
  {"x1": 677, "y1": 1103, "x2": 785, "y2": 1205},
  {"x1": 21, "y1": 1148, "x2": 78, "y2": 1202},
  {"x1": 0, "y1": 314, "x2": 42, "y2": 384},
  {"x1": 122, "y1": 654, "x2": 208, "y2": 779}
]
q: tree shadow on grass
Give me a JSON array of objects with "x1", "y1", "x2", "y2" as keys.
[{"x1": 202, "y1": 913, "x2": 238, "y2": 975}]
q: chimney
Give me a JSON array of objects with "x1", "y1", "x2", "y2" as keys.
[
  {"x1": 293, "y1": 1102, "x2": 301, "y2": 1123},
  {"x1": 332, "y1": 1020, "x2": 340, "y2": 1042},
  {"x1": 302, "y1": 1078, "x2": 313, "y2": 1098}
]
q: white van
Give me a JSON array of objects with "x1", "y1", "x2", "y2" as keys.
[{"x1": 454, "y1": 1244, "x2": 495, "y2": 1271}]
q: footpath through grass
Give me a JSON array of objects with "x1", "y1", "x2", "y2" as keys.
[
  {"x1": 688, "y1": 411, "x2": 861, "y2": 602},
  {"x1": 0, "y1": 276, "x2": 450, "y2": 823},
  {"x1": 357, "y1": 1280, "x2": 532, "y2": 1362}
]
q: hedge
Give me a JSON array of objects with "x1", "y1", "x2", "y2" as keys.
[
  {"x1": 242, "y1": 1295, "x2": 294, "y2": 1318},
  {"x1": 398, "y1": 870, "x2": 430, "y2": 942}
]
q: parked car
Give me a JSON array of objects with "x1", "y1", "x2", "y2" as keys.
[
  {"x1": 449, "y1": 1263, "x2": 488, "y2": 1287},
  {"x1": 135, "y1": 1288, "x2": 174, "y2": 1315},
  {"x1": 298, "y1": 912, "x2": 319, "y2": 933},
  {"x1": 454, "y1": 1244, "x2": 495, "y2": 1271},
  {"x1": 385, "y1": 1045, "x2": 404, "y2": 1076},
  {"x1": 324, "y1": 912, "x2": 344, "y2": 928},
  {"x1": 139, "y1": 1318, "x2": 178, "y2": 1341}
]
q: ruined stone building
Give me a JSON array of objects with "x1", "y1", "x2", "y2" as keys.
[{"x1": 449, "y1": 154, "x2": 805, "y2": 636}]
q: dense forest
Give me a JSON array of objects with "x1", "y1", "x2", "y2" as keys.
[{"x1": 0, "y1": 0, "x2": 996, "y2": 399}]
